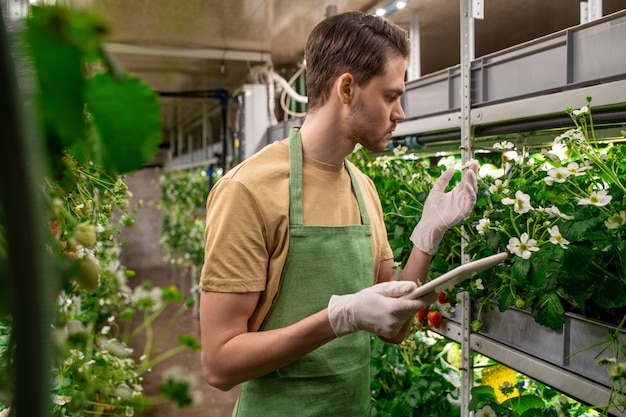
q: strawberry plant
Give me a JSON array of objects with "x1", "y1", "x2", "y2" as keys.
[
  {"x1": 0, "y1": 4, "x2": 201, "y2": 416},
  {"x1": 349, "y1": 98, "x2": 626, "y2": 414}
]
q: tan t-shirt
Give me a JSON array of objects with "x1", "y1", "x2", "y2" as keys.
[{"x1": 200, "y1": 141, "x2": 393, "y2": 331}]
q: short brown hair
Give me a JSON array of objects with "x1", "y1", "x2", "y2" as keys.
[{"x1": 304, "y1": 11, "x2": 409, "y2": 110}]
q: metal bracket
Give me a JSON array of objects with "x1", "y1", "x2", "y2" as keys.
[
  {"x1": 5, "y1": 0, "x2": 29, "y2": 21},
  {"x1": 472, "y1": 0, "x2": 484, "y2": 20}
]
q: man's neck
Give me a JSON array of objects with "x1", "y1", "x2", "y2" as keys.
[{"x1": 297, "y1": 111, "x2": 355, "y2": 166}]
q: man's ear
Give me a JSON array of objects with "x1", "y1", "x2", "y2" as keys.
[{"x1": 336, "y1": 73, "x2": 354, "y2": 104}]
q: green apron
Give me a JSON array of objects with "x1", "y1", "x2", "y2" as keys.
[{"x1": 232, "y1": 127, "x2": 374, "y2": 416}]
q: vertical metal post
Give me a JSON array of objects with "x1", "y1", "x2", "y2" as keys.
[
  {"x1": 407, "y1": 11, "x2": 421, "y2": 81},
  {"x1": 187, "y1": 134, "x2": 193, "y2": 164},
  {"x1": 177, "y1": 106, "x2": 183, "y2": 162},
  {"x1": 202, "y1": 101, "x2": 208, "y2": 160},
  {"x1": 221, "y1": 100, "x2": 228, "y2": 172},
  {"x1": 0, "y1": 6, "x2": 52, "y2": 416},
  {"x1": 460, "y1": 0, "x2": 477, "y2": 415},
  {"x1": 168, "y1": 128, "x2": 174, "y2": 162}
]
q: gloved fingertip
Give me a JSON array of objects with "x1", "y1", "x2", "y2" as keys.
[{"x1": 434, "y1": 167, "x2": 455, "y2": 190}]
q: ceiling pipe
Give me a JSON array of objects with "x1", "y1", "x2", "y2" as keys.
[{"x1": 104, "y1": 42, "x2": 272, "y2": 64}]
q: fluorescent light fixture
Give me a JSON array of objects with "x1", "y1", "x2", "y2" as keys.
[{"x1": 369, "y1": 0, "x2": 411, "y2": 17}]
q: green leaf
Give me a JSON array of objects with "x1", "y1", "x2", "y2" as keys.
[
  {"x1": 502, "y1": 394, "x2": 545, "y2": 414},
  {"x1": 430, "y1": 255, "x2": 453, "y2": 275},
  {"x1": 558, "y1": 244, "x2": 595, "y2": 295},
  {"x1": 26, "y1": 6, "x2": 86, "y2": 146},
  {"x1": 561, "y1": 216, "x2": 602, "y2": 241},
  {"x1": 529, "y1": 253, "x2": 548, "y2": 288},
  {"x1": 468, "y1": 386, "x2": 497, "y2": 410},
  {"x1": 498, "y1": 286, "x2": 515, "y2": 312},
  {"x1": 0, "y1": 256, "x2": 9, "y2": 316},
  {"x1": 532, "y1": 293, "x2": 565, "y2": 330},
  {"x1": 513, "y1": 258, "x2": 531, "y2": 283},
  {"x1": 592, "y1": 274, "x2": 626, "y2": 309},
  {"x1": 519, "y1": 407, "x2": 558, "y2": 417},
  {"x1": 86, "y1": 72, "x2": 162, "y2": 173}
]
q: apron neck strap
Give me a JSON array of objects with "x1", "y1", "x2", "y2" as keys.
[{"x1": 288, "y1": 127, "x2": 370, "y2": 226}]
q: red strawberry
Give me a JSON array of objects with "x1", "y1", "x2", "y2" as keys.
[
  {"x1": 50, "y1": 219, "x2": 59, "y2": 237},
  {"x1": 438, "y1": 292, "x2": 449, "y2": 304},
  {"x1": 427, "y1": 311, "x2": 443, "y2": 329},
  {"x1": 417, "y1": 308, "x2": 429, "y2": 323}
]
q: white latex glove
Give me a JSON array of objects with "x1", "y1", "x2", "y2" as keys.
[
  {"x1": 327, "y1": 281, "x2": 437, "y2": 339},
  {"x1": 410, "y1": 161, "x2": 478, "y2": 255}
]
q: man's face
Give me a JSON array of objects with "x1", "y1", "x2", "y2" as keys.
[{"x1": 347, "y1": 55, "x2": 406, "y2": 152}]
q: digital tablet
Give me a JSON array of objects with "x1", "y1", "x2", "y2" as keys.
[{"x1": 401, "y1": 252, "x2": 508, "y2": 300}]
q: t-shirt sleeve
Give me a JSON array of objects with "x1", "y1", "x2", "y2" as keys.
[{"x1": 199, "y1": 178, "x2": 269, "y2": 293}]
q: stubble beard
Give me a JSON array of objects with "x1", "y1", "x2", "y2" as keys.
[{"x1": 347, "y1": 97, "x2": 388, "y2": 153}]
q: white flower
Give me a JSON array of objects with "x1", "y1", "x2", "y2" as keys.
[
  {"x1": 578, "y1": 190, "x2": 612, "y2": 207},
  {"x1": 70, "y1": 349, "x2": 85, "y2": 360},
  {"x1": 52, "y1": 394, "x2": 72, "y2": 405},
  {"x1": 131, "y1": 286, "x2": 163, "y2": 312},
  {"x1": 475, "y1": 405, "x2": 497, "y2": 417},
  {"x1": 474, "y1": 279, "x2": 484, "y2": 290},
  {"x1": 97, "y1": 337, "x2": 132, "y2": 357},
  {"x1": 605, "y1": 211, "x2": 626, "y2": 229},
  {"x1": 504, "y1": 150, "x2": 519, "y2": 163},
  {"x1": 565, "y1": 161, "x2": 588, "y2": 177},
  {"x1": 493, "y1": 141, "x2": 515, "y2": 150},
  {"x1": 392, "y1": 145, "x2": 408, "y2": 156},
  {"x1": 101, "y1": 325, "x2": 111, "y2": 335},
  {"x1": 544, "y1": 167, "x2": 570, "y2": 185},
  {"x1": 548, "y1": 143, "x2": 569, "y2": 161},
  {"x1": 479, "y1": 163, "x2": 504, "y2": 179},
  {"x1": 548, "y1": 226, "x2": 570, "y2": 249},
  {"x1": 0, "y1": 408, "x2": 10, "y2": 417},
  {"x1": 374, "y1": 155, "x2": 390, "y2": 167},
  {"x1": 507, "y1": 233, "x2": 540, "y2": 259},
  {"x1": 488, "y1": 179, "x2": 510, "y2": 195},
  {"x1": 555, "y1": 128, "x2": 585, "y2": 144},
  {"x1": 407, "y1": 172, "x2": 420, "y2": 185},
  {"x1": 476, "y1": 218, "x2": 491, "y2": 235},
  {"x1": 502, "y1": 191, "x2": 533, "y2": 214},
  {"x1": 544, "y1": 143, "x2": 568, "y2": 161},
  {"x1": 538, "y1": 206, "x2": 575, "y2": 220},
  {"x1": 162, "y1": 365, "x2": 198, "y2": 388},
  {"x1": 572, "y1": 105, "x2": 589, "y2": 116}
]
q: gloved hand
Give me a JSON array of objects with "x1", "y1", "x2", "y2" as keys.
[
  {"x1": 411, "y1": 161, "x2": 478, "y2": 255},
  {"x1": 327, "y1": 281, "x2": 437, "y2": 339}
]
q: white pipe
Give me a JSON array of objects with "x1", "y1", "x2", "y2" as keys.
[{"x1": 270, "y1": 70, "x2": 308, "y2": 104}]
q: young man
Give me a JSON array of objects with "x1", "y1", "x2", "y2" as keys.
[{"x1": 199, "y1": 10, "x2": 478, "y2": 416}]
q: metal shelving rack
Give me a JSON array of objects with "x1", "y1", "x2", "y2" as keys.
[{"x1": 396, "y1": 3, "x2": 626, "y2": 416}]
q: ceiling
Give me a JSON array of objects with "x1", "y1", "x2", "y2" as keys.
[{"x1": 78, "y1": 0, "x2": 625, "y2": 134}]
